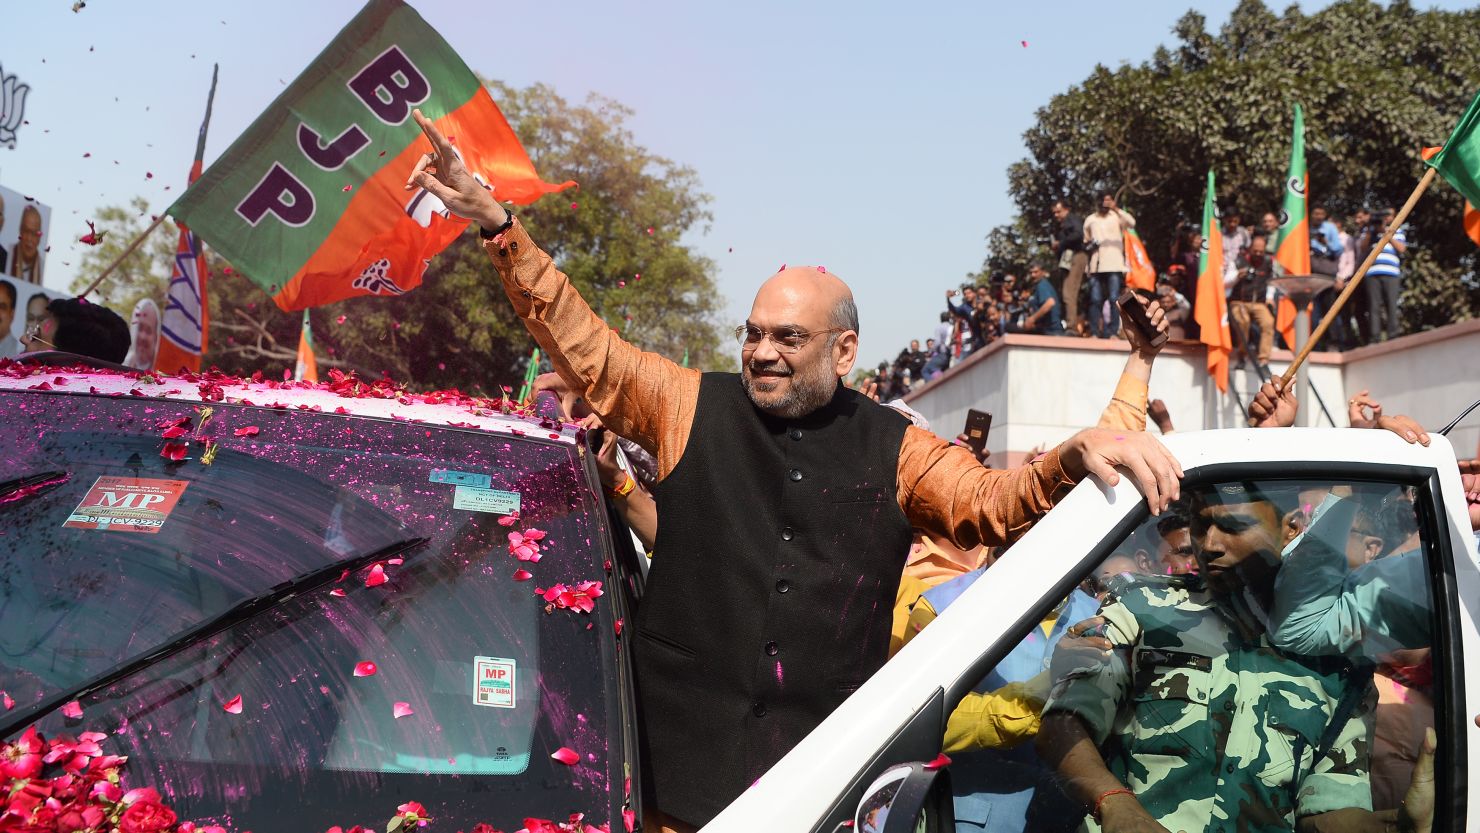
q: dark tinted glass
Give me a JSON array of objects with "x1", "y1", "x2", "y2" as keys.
[{"x1": 1, "y1": 391, "x2": 623, "y2": 831}]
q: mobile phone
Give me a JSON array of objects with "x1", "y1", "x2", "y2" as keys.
[
  {"x1": 963, "y1": 409, "x2": 992, "y2": 456},
  {"x1": 1117, "y1": 289, "x2": 1168, "y2": 348},
  {"x1": 586, "y1": 425, "x2": 607, "y2": 455}
]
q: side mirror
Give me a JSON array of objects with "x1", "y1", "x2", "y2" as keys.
[{"x1": 850, "y1": 760, "x2": 948, "y2": 833}]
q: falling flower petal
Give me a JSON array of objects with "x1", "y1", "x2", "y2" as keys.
[
  {"x1": 513, "y1": 568, "x2": 533, "y2": 582},
  {"x1": 223, "y1": 695, "x2": 243, "y2": 714},
  {"x1": 365, "y1": 563, "x2": 388, "y2": 587},
  {"x1": 392, "y1": 701, "x2": 414, "y2": 719},
  {"x1": 550, "y1": 747, "x2": 579, "y2": 766},
  {"x1": 336, "y1": 315, "x2": 347, "y2": 324},
  {"x1": 61, "y1": 701, "x2": 83, "y2": 719},
  {"x1": 571, "y1": 202, "x2": 578, "y2": 209},
  {"x1": 924, "y1": 752, "x2": 952, "y2": 771},
  {"x1": 233, "y1": 425, "x2": 260, "y2": 437},
  {"x1": 342, "y1": 184, "x2": 353, "y2": 192},
  {"x1": 353, "y1": 661, "x2": 378, "y2": 677},
  {"x1": 1021, "y1": 39, "x2": 1028, "y2": 47}
]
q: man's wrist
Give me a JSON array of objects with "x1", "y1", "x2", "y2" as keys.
[{"x1": 475, "y1": 202, "x2": 511, "y2": 234}]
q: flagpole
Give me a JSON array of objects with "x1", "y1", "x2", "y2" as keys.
[
  {"x1": 1279, "y1": 167, "x2": 1438, "y2": 387},
  {"x1": 78, "y1": 213, "x2": 170, "y2": 299}
]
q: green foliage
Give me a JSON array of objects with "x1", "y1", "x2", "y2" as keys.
[
  {"x1": 985, "y1": 0, "x2": 1480, "y2": 332},
  {"x1": 70, "y1": 198, "x2": 176, "y2": 314},
  {"x1": 88, "y1": 81, "x2": 728, "y2": 388}
]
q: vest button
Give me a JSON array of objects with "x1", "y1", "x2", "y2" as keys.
[
  {"x1": 781, "y1": 527, "x2": 794, "y2": 541},
  {"x1": 752, "y1": 701, "x2": 768, "y2": 717},
  {"x1": 788, "y1": 469, "x2": 803, "y2": 482},
  {"x1": 788, "y1": 428, "x2": 802, "y2": 441},
  {"x1": 775, "y1": 579, "x2": 790, "y2": 594},
  {"x1": 765, "y1": 641, "x2": 779, "y2": 656}
]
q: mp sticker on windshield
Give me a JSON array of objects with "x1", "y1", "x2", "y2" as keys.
[
  {"x1": 429, "y1": 469, "x2": 493, "y2": 489},
  {"x1": 453, "y1": 486, "x2": 521, "y2": 516},
  {"x1": 63, "y1": 476, "x2": 188, "y2": 534},
  {"x1": 474, "y1": 656, "x2": 517, "y2": 708}
]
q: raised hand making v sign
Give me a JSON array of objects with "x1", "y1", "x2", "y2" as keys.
[{"x1": 404, "y1": 109, "x2": 509, "y2": 231}]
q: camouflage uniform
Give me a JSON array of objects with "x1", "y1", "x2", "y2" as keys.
[{"x1": 1044, "y1": 576, "x2": 1374, "y2": 833}]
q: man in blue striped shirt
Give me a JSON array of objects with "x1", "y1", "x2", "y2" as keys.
[{"x1": 1364, "y1": 207, "x2": 1406, "y2": 342}]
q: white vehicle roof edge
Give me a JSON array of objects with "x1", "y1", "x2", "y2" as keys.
[{"x1": 704, "y1": 428, "x2": 1475, "y2": 832}]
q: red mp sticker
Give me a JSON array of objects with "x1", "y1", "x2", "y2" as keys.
[{"x1": 63, "y1": 476, "x2": 189, "y2": 534}]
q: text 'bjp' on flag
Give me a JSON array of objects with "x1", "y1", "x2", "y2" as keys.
[{"x1": 167, "y1": 0, "x2": 574, "y2": 312}]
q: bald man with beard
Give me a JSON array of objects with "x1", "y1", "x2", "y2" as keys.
[{"x1": 405, "y1": 110, "x2": 1183, "y2": 830}]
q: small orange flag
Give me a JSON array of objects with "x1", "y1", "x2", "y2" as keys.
[
  {"x1": 1194, "y1": 171, "x2": 1232, "y2": 393},
  {"x1": 1466, "y1": 201, "x2": 1480, "y2": 246},
  {"x1": 295, "y1": 311, "x2": 319, "y2": 383},
  {"x1": 1124, "y1": 228, "x2": 1157, "y2": 292}
]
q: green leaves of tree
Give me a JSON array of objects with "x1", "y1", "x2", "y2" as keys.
[{"x1": 984, "y1": 0, "x2": 1480, "y2": 331}]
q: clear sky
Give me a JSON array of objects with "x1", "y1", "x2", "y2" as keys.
[{"x1": 1, "y1": 0, "x2": 1464, "y2": 368}]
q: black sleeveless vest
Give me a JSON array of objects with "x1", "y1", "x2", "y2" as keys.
[{"x1": 637, "y1": 373, "x2": 913, "y2": 824}]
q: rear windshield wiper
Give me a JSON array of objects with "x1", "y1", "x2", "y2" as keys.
[
  {"x1": 0, "y1": 536, "x2": 429, "y2": 740},
  {"x1": 0, "y1": 471, "x2": 69, "y2": 506}
]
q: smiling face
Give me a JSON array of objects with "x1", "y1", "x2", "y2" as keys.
[
  {"x1": 17, "y1": 207, "x2": 41, "y2": 259},
  {"x1": 1191, "y1": 492, "x2": 1284, "y2": 595},
  {"x1": 740, "y1": 267, "x2": 858, "y2": 419}
]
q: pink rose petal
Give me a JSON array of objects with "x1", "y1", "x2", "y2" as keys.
[
  {"x1": 1, "y1": 691, "x2": 13, "y2": 710},
  {"x1": 550, "y1": 747, "x2": 580, "y2": 766},
  {"x1": 61, "y1": 701, "x2": 83, "y2": 719},
  {"x1": 234, "y1": 426, "x2": 260, "y2": 437},
  {"x1": 924, "y1": 752, "x2": 952, "y2": 771},
  {"x1": 365, "y1": 563, "x2": 388, "y2": 587},
  {"x1": 513, "y1": 568, "x2": 533, "y2": 582},
  {"x1": 392, "y1": 701, "x2": 414, "y2": 719},
  {"x1": 223, "y1": 694, "x2": 243, "y2": 714},
  {"x1": 329, "y1": 588, "x2": 347, "y2": 597},
  {"x1": 353, "y1": 661, "x2": 378, "y2": 677}
]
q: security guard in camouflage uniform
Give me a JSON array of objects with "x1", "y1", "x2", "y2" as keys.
[{"x1": 1037, "y1": 482, "x2": 1375, "y2": 833}]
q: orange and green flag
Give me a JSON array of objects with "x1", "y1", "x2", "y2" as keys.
[
  {"x1": 1422, "y1": 135, "x2": 1480, "y2": 247},
  {"x1": 1194, "y1": 170, "x2": 1231, "y2": 394},
  {"x1": 294, "y1": 310, "x2": 319, "y2": 383},
  {"x1": 169, "y1": 0, "x2": 574, "y2": 311},
  {"x1": 1273, "y1": 103, "x2": 1308, "y2": 349},
  {"x1": 1124, "y1": 227, "x2": 1156, "y2": 292},
  {"x1": 1424, "y1": 87, "x2": 1480, "y2": 210}
]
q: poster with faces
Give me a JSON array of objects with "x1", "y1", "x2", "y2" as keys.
[
  {"x1": 0, "y1": 183, "x2": 51, "y2": 286},
  {"x1": 0, "y1": 276, "x2": 66, "y2": 358}
]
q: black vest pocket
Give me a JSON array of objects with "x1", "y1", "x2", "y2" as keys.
[{"x1": 638, "y1": 627, "x2": 698, "y2": 660}]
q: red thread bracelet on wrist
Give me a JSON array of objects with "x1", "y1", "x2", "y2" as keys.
[{"x1": 1093, "y1": 787, "x2": 1135, "y2": 822}]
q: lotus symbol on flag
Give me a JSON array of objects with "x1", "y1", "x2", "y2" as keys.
[
  {"x1": 0, "y1": 64, "x2": 30, "y2": 148},
  {"x1": 1278, "y1": 208, "x2": 1291, "y2": 227},
  {"x1": 350, "y1": 258, "x2": 405, "y2": 296},
  {"x1": 1287, "y1": 175, "x2": 1305, "y2": 197}
]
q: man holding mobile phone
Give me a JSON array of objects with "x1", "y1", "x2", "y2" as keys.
[{"x1": 1082, "y1": 191, "x2": 1136, "y2": 340}]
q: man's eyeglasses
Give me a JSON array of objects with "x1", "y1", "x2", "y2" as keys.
[{"x1": 735, "y1": 324, "x2": 845, "y2": 354}]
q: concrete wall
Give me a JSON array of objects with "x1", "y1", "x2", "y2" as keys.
[{"x1": 903, "y1": 320, "x2": 1480, "y2": 466}]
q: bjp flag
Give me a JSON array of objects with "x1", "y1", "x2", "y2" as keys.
[
  {"x1": 1273, "y1": 104, "x2": 1309, "y2": 350},
  {"x1": 295, "y1": 310, "x2": 319, "y2": 383},
  {"x1": 169, "y1": 0, "x2": 573, "y2": 311},
  {"x1": 1194, "y1": 170, "x2": 1231, "y2": 394},
  {"x1": 1124, "y1": 228, "x2": 1156, "y2": 292}
]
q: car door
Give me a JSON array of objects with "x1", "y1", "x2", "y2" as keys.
[{"x1": 703, "y1": 428, "x2": 1476, "y2": 832}]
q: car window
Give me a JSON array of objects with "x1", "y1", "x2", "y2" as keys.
[
  {"x1": 1, "y1": 391, "x2": 624, "y2": 831},
  {"x1": 919, "y1": 475, "x2": 1443, "y2": 833}
]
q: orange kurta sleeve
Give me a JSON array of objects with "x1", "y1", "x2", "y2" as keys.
[
  {"x1": 1096, "y1": 373, "x2": 1148, "y2": 432},
  {"x1": 896, "y1": 427, "x2": 1076, "y2": 550},
  {"x1": 484, "y1": 220, "x2": 700, "y2": 479}
]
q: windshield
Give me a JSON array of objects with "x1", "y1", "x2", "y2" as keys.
[{"x1": 0, "y1": 389, "x2": 623, "y2": 830}]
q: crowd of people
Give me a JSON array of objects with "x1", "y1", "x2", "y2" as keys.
[{"x1": 874, "y1": 193, "x2": 1413, "y2": 398}]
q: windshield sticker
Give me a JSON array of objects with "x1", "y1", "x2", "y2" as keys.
[
  {"x1": 452, "y1": 486, "x2": 521, "y2": 516},
  {"x1": 429, "y1": 468, "x2": 493, "y2": 489},
  {"x1": 63, "y1": 476, "x2": 189, "y2": 534},
  {"x1": 474, "y1": 656, "x2": 517, "y2": 708}
]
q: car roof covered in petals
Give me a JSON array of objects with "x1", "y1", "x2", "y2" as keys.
[{"x1": 0, "y1": 357, "x2": 579, "y2": 445}]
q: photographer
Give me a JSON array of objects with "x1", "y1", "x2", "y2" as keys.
[
  {"x1": 1007, "y1": 262, "x2": 1064, "y2": 335},
  {"x1": 1082, "y1": 190, "x2": 1136, "y2": 339}
]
